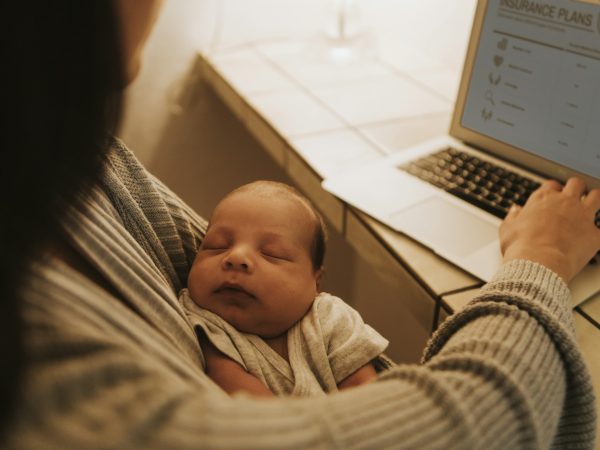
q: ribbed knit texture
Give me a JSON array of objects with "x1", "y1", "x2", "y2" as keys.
[{"x1": 4, "y1": 140, "x2": 596, "y2": 449}]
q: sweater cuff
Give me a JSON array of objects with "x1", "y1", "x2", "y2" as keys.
[{"x1": 476, "y1": 258, "x2": 572, "y2": 332}]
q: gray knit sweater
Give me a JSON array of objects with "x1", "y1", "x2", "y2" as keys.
[{"x1": 5, "y1": 140, "x2": 596, "y2": 449}]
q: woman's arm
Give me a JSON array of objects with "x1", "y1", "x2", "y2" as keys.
[
  {"x1": 15, "y1": 255, "x2": 595, "y2": 449},
  {"x1": 15, "y1": 152, "x2": 595, "y2": 449}
]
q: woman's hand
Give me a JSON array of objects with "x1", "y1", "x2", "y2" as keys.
[{"x1": 500, "y1": 177, "x2": 600, "y2": 282}]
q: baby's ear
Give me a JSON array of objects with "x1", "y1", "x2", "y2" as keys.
[{"x1": 314, "y1": 267, "x2": 324, "y2": 292}]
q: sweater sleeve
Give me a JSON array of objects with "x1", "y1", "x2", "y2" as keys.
[
  {"x1": 10, "y1": 138, "x2": 595, "y2": 449},
  {"x1": 386, "y1": 259, "x2": 596, "y2": 449},
  {"x1": 13, "y1": 260, "x2": 594, "y2": 450}
]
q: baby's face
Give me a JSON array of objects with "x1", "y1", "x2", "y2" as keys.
[{"x1": 187, "y1": 189, "x2": 320, "y2": 338}]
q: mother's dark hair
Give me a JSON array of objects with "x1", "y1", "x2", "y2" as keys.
[{"x1": 1, "y1": 1, "x2": 124, "y2": 431}]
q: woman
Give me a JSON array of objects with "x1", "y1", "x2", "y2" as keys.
[{"x1": 2, "y1": 1, "x2": 598, "y2": 448}]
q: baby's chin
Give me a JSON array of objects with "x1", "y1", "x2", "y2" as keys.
[
  {"x1": 221, "y1": 313, "x2": 286, "y2": 338},
  {"x1": 193, "y1": 298, "x2": 289, "y2": 337}
]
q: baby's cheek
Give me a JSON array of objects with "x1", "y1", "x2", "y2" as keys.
[
  {"x1": 187, "y1": 261, "x2": 201, "y2": 288},
  {"x1": 187, "y1": 264, "x2": 211, "y2": 303}
]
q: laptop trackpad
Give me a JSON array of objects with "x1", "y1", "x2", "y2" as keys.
[{"x1": 390, "y1": 197, "x2": 498, "y2": 258}]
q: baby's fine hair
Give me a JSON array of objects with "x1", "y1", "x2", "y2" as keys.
[{"x1": 228, "y1": 181, "x2": 327, "y2": 271}]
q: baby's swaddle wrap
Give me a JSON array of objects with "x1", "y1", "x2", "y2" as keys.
[{"x1": 180, "y1": 291, "x2": 388, "y2": 396}]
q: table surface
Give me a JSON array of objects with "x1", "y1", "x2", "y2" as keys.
[{"x1": 197, "y1": 0, "x2": 600, "y2": 442}]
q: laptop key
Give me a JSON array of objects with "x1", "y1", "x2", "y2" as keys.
[
  {"x1": 448, "y1": 187, "x2": 508, "y2": 219},
  {"x1": 398, "y1": 147, "x2": 541, "y2": 220}
]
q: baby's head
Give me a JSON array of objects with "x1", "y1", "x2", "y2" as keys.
[{"x1": 187, "y1": 181, "x2": 327, "y2": 338}]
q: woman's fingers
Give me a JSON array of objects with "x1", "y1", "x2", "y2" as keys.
[
  {"x1": 583, "y1": 188, "x2": 600, "y2": 212},
  {"x1": 540, "y1": 179, "x2": 563, "y2": 192},
  {"x1": 500, "y1": 177, "x2": 600, "y2": 281},
  {"x1": 504, "y1": 204, "x2": 521, "y2": 221},
  {"x1": 583, "y1": 189, "x2": 600, "y2": 249},
  {"x1": 562, "y1": 177, "x2": 586, "y2": 198}
]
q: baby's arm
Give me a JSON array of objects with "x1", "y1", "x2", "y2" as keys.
[
  {"x1": 315, "y1": 294, "x2": 386, "y2": 390},
  {"x1": 200, "y1": 335, "x2": 274, "y2": 397},
  {"x1": 337, "y1": 362, "x2": 378, "y2": 390}
]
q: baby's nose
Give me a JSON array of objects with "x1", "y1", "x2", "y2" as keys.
[
  {"x1": 222, "y1": 248, "x2": 253, "y2": 272},
  {"x1": 223, "y1": 259, "x2": 249, "y2": 271}
]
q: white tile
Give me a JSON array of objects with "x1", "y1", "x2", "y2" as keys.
[
  {"x1": 406, "y1": 67, "x2": 463, "y2": 103},
  {"x1": 257, "y1": 39, "x2": 390, "y2": 88},
  {"x1": 359, "y1": 113, "x2": 451, "y2": 155},
  {"x1": 212, "y1": 49, "x2": 296, "y2": 95},
  {"x1": 312, "y1": 73, "x2": 451, "y2": 126},
  {"x1": 290, "y1": 129, "x2": 384, "y2": 178},
  {"x1": 255, "y1": 40, "x2": 307, "y2": 62},
  {"x1": 247, "y1": 89, "x2": 344, "y2": 137},
  {"x1": 379, "y1": 40, "x2": 442, "y2": 73}
]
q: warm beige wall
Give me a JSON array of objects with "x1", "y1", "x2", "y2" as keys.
[
  {"x1": 118, "y1": 0, "x2": 432, "y2": 364},
  {"x1": 119, "y1": 1, "x2": 207, "y2": 167},
  {"x1": 119, "y1": 0, "x2": 327, "y2": 167}
]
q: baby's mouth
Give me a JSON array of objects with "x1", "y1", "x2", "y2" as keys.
[{"x1": 214, "y1": 282, "x2": 255, "y2": 298}]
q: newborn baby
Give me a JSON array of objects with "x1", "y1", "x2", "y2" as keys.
[{"x1": 180, "y1": 181, "x2": 389, "y2": 397}]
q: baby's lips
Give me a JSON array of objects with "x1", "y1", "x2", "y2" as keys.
[{"x1": 215, "y1": 281, "x2": 255, "y2": 298}]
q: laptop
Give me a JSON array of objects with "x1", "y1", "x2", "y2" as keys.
[{"x1": 322, "y1": 0, "x2": 600, "y2": 306}]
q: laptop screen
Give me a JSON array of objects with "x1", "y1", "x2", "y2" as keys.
[{"x1": 459, "y1": 0, "x2": 600, "y2": 179}]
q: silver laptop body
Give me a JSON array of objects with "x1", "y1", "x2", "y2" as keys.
[{"x1": 323, "y1": 0, "x2": 600, "y2": 306}]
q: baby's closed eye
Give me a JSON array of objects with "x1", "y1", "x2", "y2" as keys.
[
  {"x1": 261, "y1": 246, "x2": 292, "y2": 261},
  {"x1": 201, "y1": 236, "x2": 229, "y2": 251}
]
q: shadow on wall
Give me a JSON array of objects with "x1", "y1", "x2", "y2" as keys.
[
  {"x1": 146, "y1": 60, "x2": 285, "y2": 218},
  {"x1": 146, "y1": 57, "x2": 430, "y2": 364}
]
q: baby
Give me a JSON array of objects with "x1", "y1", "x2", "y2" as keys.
[{"x1": 180, "y1": 181, "x2": 389, "y2": 397}]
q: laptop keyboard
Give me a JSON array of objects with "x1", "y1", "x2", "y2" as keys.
[{"x1": 398, "y1": 147, "x2": 541, "y2": 219}]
